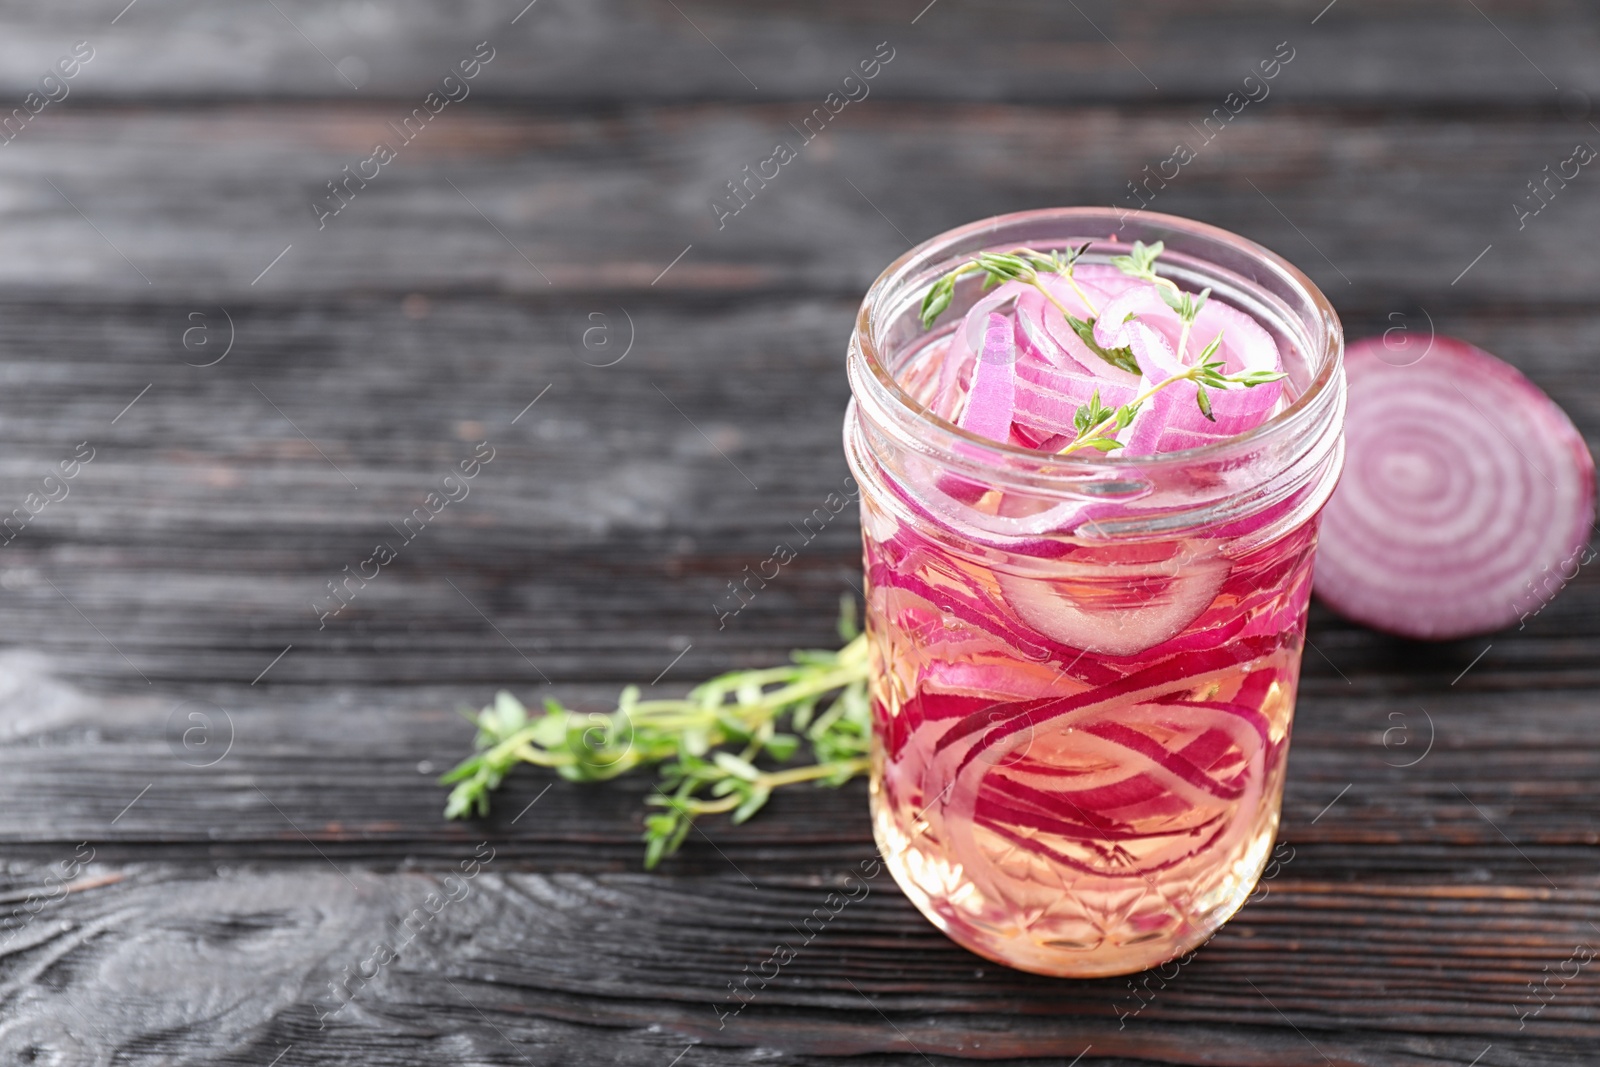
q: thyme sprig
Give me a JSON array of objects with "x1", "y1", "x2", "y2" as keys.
[
  {"x1": 441, "y1": 601, "x2": 872, "y2": 868},
  {"x1": 1068, "y1": 389, "x2": 1141, "y2": 453},
  {"x1": 1059, "y1": 332, "x2": 1283, "y2": 455},
  {"x1": 1113, "y1": 240, "x2": 1214, "y2": 362},
  {"x1": 919, "y1": 244, "x2": 1141, "y2": 375},
  {"x1": 1159, "y1": 281, "x2": 1210, "y2": 363},
  {"x1": 918, "y1": 238, "x2": 1286, "y2": 454},
  {"x1": 1109, "y1": 239, "x2": 1179, "y2": 292}
]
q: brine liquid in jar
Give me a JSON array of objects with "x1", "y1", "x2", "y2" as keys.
[{"x1": 845, "y1": 211, "x2": 1344, "y2": 977}]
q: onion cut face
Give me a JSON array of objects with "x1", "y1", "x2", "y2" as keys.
[{"x1": 1314, "y1": 335, "x2": 1597, "y2": 640}]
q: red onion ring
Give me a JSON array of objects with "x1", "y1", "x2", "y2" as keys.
[{"x1": 994, "y1": 543, "x2": 1230, "y2": 657}]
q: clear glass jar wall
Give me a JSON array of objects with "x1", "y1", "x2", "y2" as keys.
[{"x1": 844, "y1": 209, "x2": 1345, "y2": 977}]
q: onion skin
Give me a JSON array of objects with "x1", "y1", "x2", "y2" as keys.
[{"x1": 1314, "y1": 335, "x2": 1597, "y2": 640}]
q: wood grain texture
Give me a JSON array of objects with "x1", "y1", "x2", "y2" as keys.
[
  {"x1": 0, "y1": 639, "x2": 1595, "y2": 872},
  {"x1": 0, "y1": 296, "x2": 864, "y2": 685},
  {"x1": 0, "y1": 0, "x2": 1596, "y2": 1064},
  {"x1": 0, "y1": 0, "x2": 1595, "y2": 105},
  {"x1": 2, "y1": 864, "x2": 1598, "y2": 1066},
  {"x1": 0, "y1": 294, "x2": 1592, "y2": 690},
  {"x1": 0, "y1": 104, "x2": 1595, "y2": 303}
]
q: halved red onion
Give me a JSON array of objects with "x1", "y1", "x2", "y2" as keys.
[{"x1": 1314, "y1": 335, "x2": 1597, "y2": 640}]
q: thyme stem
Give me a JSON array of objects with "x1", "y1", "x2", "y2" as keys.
[
  {"x1": 1057, "y1": 370, "x2": 1197, "y2": 456},
  {"x1": 441, "y1": 614, "x2": 874, "y2": 868}
]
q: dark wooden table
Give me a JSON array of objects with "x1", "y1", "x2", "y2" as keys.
[{"x1": 0, "y1": 2, "x2": 1596, "y2": 1063}]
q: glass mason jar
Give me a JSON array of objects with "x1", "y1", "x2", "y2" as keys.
[{"x1": 843, "y1": 208, "x2": 1345, "y2": 978}]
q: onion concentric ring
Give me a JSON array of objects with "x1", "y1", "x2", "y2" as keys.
[{"x1": 1314, "y1": 335, "x2": 1596, "y2": 639}]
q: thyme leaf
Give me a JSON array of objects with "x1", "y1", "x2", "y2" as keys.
[
  {"x1": 915, "y1": 240, "x2": 1288, "y2": 453},
  {"x1": 1058, "y1": 330, "x2": 1287, "y2": 456},
  {"x1": 442, "y1": 599, "x2": 872, "y2": 868},
  {"x1": 918, "y1": 244, "x2": 1139, "y2": 374},
  {"x1": 1063, "y1": 314, "x2": 1142, "y2": 376}
]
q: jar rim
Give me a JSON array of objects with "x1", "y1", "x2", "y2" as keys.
[{"x1": 853, "y1": 207, "x2": 1343, "y2": 473}]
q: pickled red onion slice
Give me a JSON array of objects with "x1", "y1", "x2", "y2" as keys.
[
  {"x1": 957, "y1": 313, "x2": 1017, "y2": 442},
  {"x1": 1012, "y1": 290, "x2": 1140, "y2": 438},
  {"x1": 933, "y1": 302, "x2": 1023, "y2": 502},
  {"x1": 959, "y1": 281, "x2": 1029, "y2": 356},
  {"x1": 932, "y1": 634, "x2": 1280, "y2": 763},
  {"x1": 1314, "y1": 335, "x2": 1596, "y2": 640},
  {"x1": 1019, "y1": 278, "x2": 1140, "y2": 378},
  {"x1": 1100, "y1": 289, "x2": 1284, "y2": 454},
  {"x1": 994, "y1": 543, "x2": 1230, "y2": 656},
  {"x1": 928, "y1": 638, "x2": 1280, "y2": 880},
  {"x1": 912, "y1": 262, "x2": 1284, "y2": 455},
  {"x1": 938, "y1": 281, "x2": 1025, "y2": 403}
]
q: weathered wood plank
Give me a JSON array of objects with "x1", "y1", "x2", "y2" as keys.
[
  {"x1": 0, "y1": 295, "x2": 1591, "y2": 691},
  {"x1": 0, "y1": 106, "x2": 1594, "y2": 303},
  {"x1": 0, "y1": 653, "x2": 1595, "y2": 888},
  {"x1": 0, "y1": 296, "x2": 859, "y2": 685},
  {"x1": 0, "y1": 0, "x2": 1594, "y2": 105},
  {"x1": 0, "y1": 5, "x2": 1594, "y2": 1062},
  {"x1": 1, "y1": 865, "x2": 1595, "y2": 1065}
]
